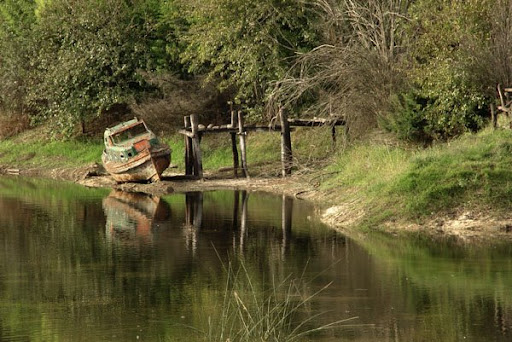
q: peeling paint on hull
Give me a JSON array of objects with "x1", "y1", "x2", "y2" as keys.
[{"x1": 102, "y1": 145, "x2": 171, "y2": 183}]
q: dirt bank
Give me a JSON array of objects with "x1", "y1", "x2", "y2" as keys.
[{"x1": 3, "y1": 163, "x2": 512, "y2": 243}]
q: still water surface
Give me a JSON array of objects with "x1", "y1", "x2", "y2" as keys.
[{"x1": 0, "y1": 177, "x2": 511, "y2": 341}]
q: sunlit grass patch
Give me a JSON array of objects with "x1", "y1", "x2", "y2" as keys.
[
  {"x1": 319, "y1": 128, "x2": 512, "y2": 225},
  {"x1": 0, "y1": 138, "x2": 103, "y2": 167},
  {"x1": 390, "y1": 128, "x2": 512, "y2": 216}
]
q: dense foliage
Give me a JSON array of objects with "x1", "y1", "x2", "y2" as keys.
[{"x1": 0, "y1": 0, "x2": 511, "y2": 140}]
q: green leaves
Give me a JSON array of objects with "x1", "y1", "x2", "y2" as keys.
[
  {"x1": 176, "y1": 0, "x2": 316, "y2": 113},
  {"x1": 27, "y1": 0, "x2": 155, "y2": 136},
  {"x1": 386, "y1": 0, "x2": 492, "y2": 142}
]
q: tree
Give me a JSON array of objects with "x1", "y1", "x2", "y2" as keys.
[
  {"x1": 30, "y1": 0, "x2": 158, "y2": 136},
  {"x1": 0, "y1": 0, "x2": 37, "y2": 117},
  {"x1": 176, "y1": 0, "x2": 317, "y2": 117},
  {"x1": 269, "y1": 0, "x2": 412, "y2": 137},
  {"x1": 400, "y1": 0, "x2": 490, "y2": 141}
]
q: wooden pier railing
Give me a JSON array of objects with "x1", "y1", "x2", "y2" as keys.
[{"x1": 178, "y1": 110, "x2": 345, "y2": 179}]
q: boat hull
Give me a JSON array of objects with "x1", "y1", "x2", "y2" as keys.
[{"x1": 102, "y1": 145, "x2": 171, "y2": 183}]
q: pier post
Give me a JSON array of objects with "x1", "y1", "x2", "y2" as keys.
[
  {"x1": 190, "y1": 114, "x2": 203, "y2": 179},
  {"x1": 238, "y1": 111, "x2": 249, "y2": 178},
  {"x1": 231, "y1": 110, "x2": 240, "y2": 177},
  {"x1": 279, "y1": 107, "x2": 293, "y2": 176},
  {"x1": 184, "y1": 116, "x2": 193, "y2": 176}
]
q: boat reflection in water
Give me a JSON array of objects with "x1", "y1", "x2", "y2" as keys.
[
  {"x1": 102, "y1": 190, "x2": 295, "y2": 256},
  {"x1": 102, "y1": 190, "x2": 171, "y2": 246}
]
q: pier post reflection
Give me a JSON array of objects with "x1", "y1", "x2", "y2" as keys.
[
  {"x1": 103, "y1": 190, "x2": 295, "y2": 258},
  {"x1": 281, "y1": 195, "x2": 293, "y2": 257},
  {"x1": 239, "y1": 190, "x2": 249, "y2": 253},
  {"x1": 184, "y1": 192, "x2": 204, "y2": 255}
]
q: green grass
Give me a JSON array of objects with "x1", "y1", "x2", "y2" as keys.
[
  {"x1": 391, "y1": 129, "x2": 512, "y2": 214},
  {"x1": 0, "y1": 138, "x2": 104, "y2": 167},
  {"x1": 322, "y1": 127, "x2": 512, "y2": 225}
]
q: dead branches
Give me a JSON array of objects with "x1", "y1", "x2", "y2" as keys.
[{"x1": 268, "y1": 0, "x2": 411, "y2": 138}]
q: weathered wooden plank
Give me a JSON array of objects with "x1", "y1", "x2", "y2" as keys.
[
  {"x1": 179, "y1": 125, "x2": 294, "y2": 134},
  {"x1": 287, "y1": 118, "x2": 345, "y2": 127},
  {"x1": 178, "y1": 129, "x2": 195, "y2": 138}
]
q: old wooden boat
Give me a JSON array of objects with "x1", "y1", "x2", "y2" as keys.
[{"x1": 102, "y1": 118, "x2": 171, "y2": 183}]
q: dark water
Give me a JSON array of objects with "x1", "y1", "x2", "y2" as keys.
[{"x1": 0, "y1": 177, "x2": 512, "y2": 341}]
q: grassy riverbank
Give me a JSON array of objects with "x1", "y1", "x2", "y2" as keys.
[
  {"x1": 1, "y1": 126, "x2": 512, "y2": 237},
  {"x1": 321, "y1": 128, "x2": 512, "y2": 231}
]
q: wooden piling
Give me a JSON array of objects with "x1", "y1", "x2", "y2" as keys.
[
  {"x1": 184, "y1": 116, "x2": 193, "y2": 175},
  {"x1": 231, "y1": 110, "x2": 240, "y2": 177},
  {"x1": 238, "y1": 110, "x2": 249, "y2": 178},
  {"x1": 190, "y1": 114, "x2": 203, "y2": 179},
  {"x1": 279, "y1": 107, "x2": 293, "y2": 176}
]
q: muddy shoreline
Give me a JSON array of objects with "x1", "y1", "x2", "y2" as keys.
[{"x1": 3, "y1": 163, "x2": 512, "y2": 244}]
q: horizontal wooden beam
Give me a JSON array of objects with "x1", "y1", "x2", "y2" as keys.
[
  {"x1": 178, "y1": 125, "x2": 296, "y2": 136},
  {"x1": 178, "y1": 117, "x2": 344, "y2": 137},
  {"x1": 287, "y1": 118, "x2": 345, "y2": 127}
]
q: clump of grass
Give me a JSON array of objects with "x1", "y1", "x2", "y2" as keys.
[
  {"x1": 323, "y1": 142, "x2": 410, "y2": 190},
  {"x1": 198, "y1": 261, "x2": 355, "y2": 342}
]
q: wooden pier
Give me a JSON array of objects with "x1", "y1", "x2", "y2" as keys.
[{"x1": 178, "y1": 109, "x2": 345, "y2": 179}]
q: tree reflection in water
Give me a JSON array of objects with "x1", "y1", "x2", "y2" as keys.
[{"x1": 1, "y1": 178, "x2": 512, "y2": 341}]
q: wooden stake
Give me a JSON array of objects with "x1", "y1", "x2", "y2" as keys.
[
  {"x1": 279, "y1": 107, "x2": 293, "y2": 176},
  {"x1": 231, "y1": 132, "x2": 239, "y2": 177},
  {"x1": 238, "y1": 110, "x2": 249, "y2": 178},
  {"x1": 231, "y1": 110, "x2": 239, "y2": 177},
  {"x1": 184, "y1": 116, "x2": 193, "y2": 176},
  {"x1": 190, "y1": 114, "x2": 203, "y2": 179}
]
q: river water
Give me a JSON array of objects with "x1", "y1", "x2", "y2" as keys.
[{"x1": 0, "y1": 177, "x2": 511, "y2": 341}]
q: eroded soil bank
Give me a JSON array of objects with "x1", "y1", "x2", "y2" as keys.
[{"x1": 3, "y1": 163, "x2": 512, "y2": 244}]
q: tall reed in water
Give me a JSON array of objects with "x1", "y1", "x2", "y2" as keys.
[{"x1": 201, "y1": 260, "x2": 355, "y2": 342}]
